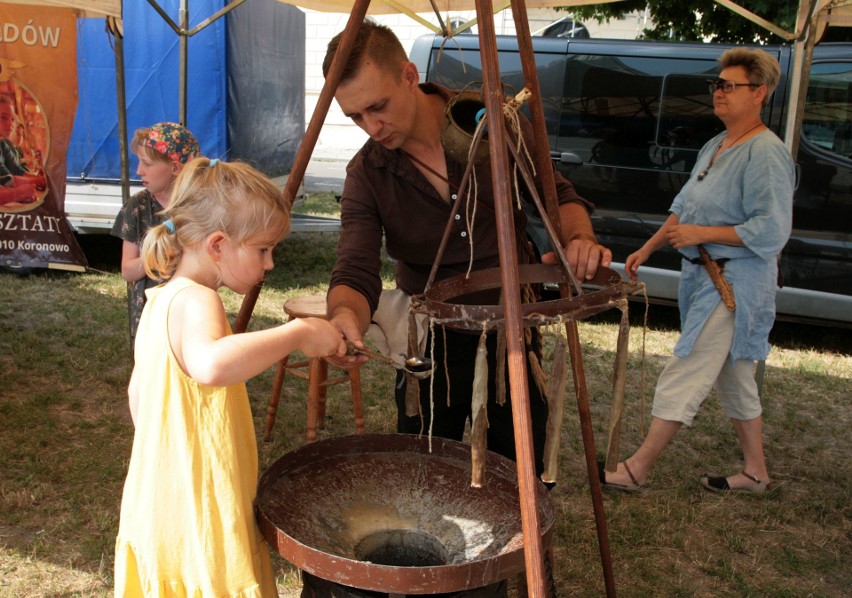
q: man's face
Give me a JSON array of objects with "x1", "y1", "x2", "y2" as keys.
[
  {"x1": 335, "y1": 60, "x2": 417, "y2": 150},
  {"x1": 0, "y1": 103, "x2": 15, "y2": 140}
]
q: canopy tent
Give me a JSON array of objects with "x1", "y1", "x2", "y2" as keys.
[
  {"x1": 68, "y1": 1, "x2": 228, "y2": 182},
  {"x1": 4, "y1": 0, "x2": 849, "y2": 200},
  {"x1": 4, "y1": 0, "x2": 849, "y2": 595},
  {"x1": 9, "y1": 0, "x2": 120, "y2": 18},
  {"x1": 1, "y1": 0, "x2": 305, "y2": 218},
  {"x1": 276, "y1": 0, "x2": 621, "y2": 34}
]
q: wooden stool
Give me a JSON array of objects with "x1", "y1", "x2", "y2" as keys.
[{"x1": 263, "y1": 294, "x2": 365, "y2": 443}]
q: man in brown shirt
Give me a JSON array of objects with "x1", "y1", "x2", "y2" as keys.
[{"x1": 324, "y1": 19, "x2": 611, "y2": 476}]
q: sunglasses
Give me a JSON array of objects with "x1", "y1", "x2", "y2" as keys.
[{"x1": 708, "y1": 78, "x2": 762, "y2": 94}]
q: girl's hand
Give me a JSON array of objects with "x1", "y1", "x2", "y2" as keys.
[{"x1": 290, "y1": 317, "x2": 347, "y2": 358}]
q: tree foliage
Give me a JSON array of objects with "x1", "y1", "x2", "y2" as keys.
[{"x1": 568, "y1": 1, "x2": 800, "y2": 44}]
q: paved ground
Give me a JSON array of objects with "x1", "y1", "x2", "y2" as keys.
[
  {"x1": 289, "y1": 154, "x2": 348, "y2": 232},
  {"x1": 303, "y1": 156, "x2": 347, "y2": 193}
]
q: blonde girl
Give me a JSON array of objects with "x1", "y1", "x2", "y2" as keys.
[{"x1": 114, "y1": 157, "x2": 346, "y2": 597}]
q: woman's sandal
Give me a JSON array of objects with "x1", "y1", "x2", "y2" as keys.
[
  {"x1": 700, "y1": 470, "x2": 770, "y2": 495},
  {"x1": 598, "y1": 460, "x2": 642, "y2": 493}
]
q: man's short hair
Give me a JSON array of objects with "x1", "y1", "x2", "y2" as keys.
[{"x1": 322, "y1": 18, "x2": 408, "y2": 83}]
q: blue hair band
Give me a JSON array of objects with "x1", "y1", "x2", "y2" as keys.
[
  {"x1": 475, "y1": 107, "x2": 487, "y2": 124},
  {"x1": 209, "y1": 158, "x2": 220, "y2": 167},
  {"x1": 163, "y1": 219, "x2": 176, "y2": 234}
]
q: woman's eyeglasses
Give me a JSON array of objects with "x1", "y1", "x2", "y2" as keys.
[{"x1": 708, "y1": 78, "x2": 761, "y2": 94}]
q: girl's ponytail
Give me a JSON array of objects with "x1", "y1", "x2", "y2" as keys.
[{"x1": 141, "y1": 219, "x2": 182, "y2": 281}]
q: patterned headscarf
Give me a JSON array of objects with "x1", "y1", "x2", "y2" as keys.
[{"x1": 143, "y1": 122, "x2": 200, "y2": 164}]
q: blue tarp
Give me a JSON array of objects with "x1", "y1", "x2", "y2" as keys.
[{"x1": 67, "y1": 0, "x2": 227, "y2": 182}]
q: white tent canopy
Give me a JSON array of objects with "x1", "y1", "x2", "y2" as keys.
[
  {"x1": 277, "y1": 0, "x2": 620, "y2": 14},
  {"x1": 274, "y1": 0, "x2": 850, "y2": 36},
  {"x1": 7, "y1": 0, "x2": 120, "y2": 18}
]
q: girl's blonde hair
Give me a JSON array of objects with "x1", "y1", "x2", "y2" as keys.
[{"x1": 141, "y1": 158, "x2": 290, "y2": 280}]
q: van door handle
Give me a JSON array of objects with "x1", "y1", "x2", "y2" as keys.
[{"x1": 557, "y1": 151, "x2": 583, "y2": 166}]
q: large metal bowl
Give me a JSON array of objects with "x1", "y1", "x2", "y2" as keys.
[{"x1": 256, "y1": 434, "x2": 554, "y2": 595}]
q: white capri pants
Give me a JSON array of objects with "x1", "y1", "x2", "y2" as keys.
[{"x1": 651, "y1": 301, "x2": 762, "y2": 426}]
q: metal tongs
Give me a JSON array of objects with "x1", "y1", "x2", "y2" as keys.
[{"x1": 345, "y1": 341, "x2": 433, "y2": 373}]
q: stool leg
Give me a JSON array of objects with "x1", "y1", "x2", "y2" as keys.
[
  {"x1": 306, "y1": 357, "x2": 324, "y2": 443},
  {"x1": 349, "y1": 366, "x2": 365, "y2": 435},
  {"x1": 263, "y1": 356, "x2": 289, "y2": 442},
  {"x1": 317, "y1": 359, "x2": 329, "y2": 430}
]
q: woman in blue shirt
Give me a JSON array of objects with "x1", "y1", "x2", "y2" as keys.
[{"x1": 600, "y1": 48, "x2": 794, "y2": 494}]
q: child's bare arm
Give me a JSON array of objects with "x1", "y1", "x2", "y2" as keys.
[
  {"x1": 128, "y1": 366, "x2": 140, "y2": 426},
  {"x1": 172, "y1": 285, "x2": 346, "y2": 387},
  {"x1": 120, "y1": 240, "x2": 146, "y2": 282}
]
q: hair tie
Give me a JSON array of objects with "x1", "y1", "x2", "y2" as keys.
[
  {"x1": 209, "y1": 158, "x2": 219, "y2": 167},
  {"x1": 163, "y1": 219, "x2": 176, "y2": 234}
]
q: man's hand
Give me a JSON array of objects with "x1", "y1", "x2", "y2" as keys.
[
  {"x1": 542, "y1": 235, "x2": 612, "y2": 281},
  {"x1": 327, "y1": 305, "x2": 369, "y2": 367}
]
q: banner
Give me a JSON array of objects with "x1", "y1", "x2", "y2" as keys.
[{"x1": 0, "y1": 4, "x2": 87, "y2": 271}]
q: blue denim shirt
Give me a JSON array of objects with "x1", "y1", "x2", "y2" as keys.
[{"x1": 669, "y1": 130, "x2": 793, "y2": 361}]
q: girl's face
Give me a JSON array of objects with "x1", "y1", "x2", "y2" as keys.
[
  {"x1": 217, "y1": 233, "x2": 279, "y2": 294},
  {"x1": 134, "y1": 150, "x2": 179, "y2": 198}
]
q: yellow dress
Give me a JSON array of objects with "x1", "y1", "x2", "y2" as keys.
[{"x1": 115, "y1": 278, "x2": 277, "y2": 597}]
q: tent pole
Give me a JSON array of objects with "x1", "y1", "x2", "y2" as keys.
[
  {"x1": 111, "y1": 17, "x2": 130, "y2": 206},
  {"x1": 785, "y1": 0, "x2": 821, "y2": 161},
  {"x1": 179, "y1": 0, "x2": 188, "y2": 125},
  {"x1": 474, "y1": 0, "x2": 548, "y2": 594},
  {"x1": 509, "y1": 2, "x2": 616, "y2": 595}
]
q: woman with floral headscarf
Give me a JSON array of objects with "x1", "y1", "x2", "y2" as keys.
[{"x1": 111, "y1": 122, "x2": 201, "y2": 348}]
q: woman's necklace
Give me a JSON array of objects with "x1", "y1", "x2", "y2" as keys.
[{"x1": 697, "y1": 121, "x2": 764, "y2": 181}]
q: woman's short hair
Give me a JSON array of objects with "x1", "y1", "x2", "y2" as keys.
[{"x1": 719, "y1": 48, "x2": 781, "y2": 105}]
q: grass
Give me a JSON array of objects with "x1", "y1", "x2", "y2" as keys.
[{"x1": 1, "y1": 194, "x2": 850, "y2": 596}]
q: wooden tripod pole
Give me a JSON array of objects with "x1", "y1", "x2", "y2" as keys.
[
  {"x1": 510, "y1": 2, "x2": 616, "y2": 595},
  {"x1": 473, "y1": 1, "x2": 548, "y2": 595},
  {"x1": 234, "y1": 0, "x2": 372, "y2": 333}
]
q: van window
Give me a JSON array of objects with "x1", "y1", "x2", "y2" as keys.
[
  {"x1": 559, "y1": 55, "x2": 723, "y2": 174},
  {"x1": 555, "y1": 54, "x2": 731, "y2": 240},
  {"x1": 802, "y1": 61, "x2": 852, "y2": 160},
  {"x1": 655, "y1": 75, "x2": 722, "y2": 171},
  {"x1": 794, "y1": 60, "x2": 852, "y2": 236},
  {"x1": 425, "y1": 47, "x2": 566, "y2": 149}
]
